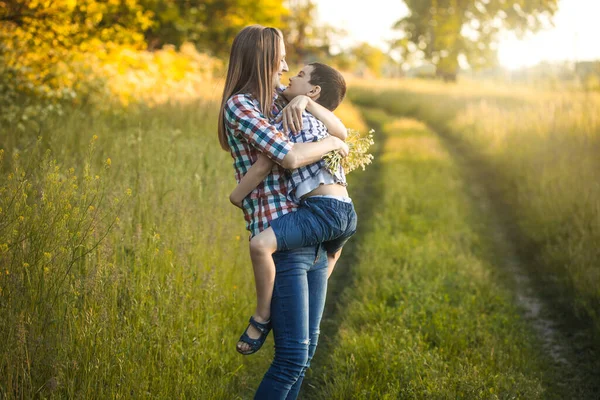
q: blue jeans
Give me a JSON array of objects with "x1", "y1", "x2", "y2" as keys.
[
  {"x1": 254, "y1": 245, "x2": 329, "y2": 399},
  {"x1": 270, "y1": 197, "x2": 358, "y2": 255}
]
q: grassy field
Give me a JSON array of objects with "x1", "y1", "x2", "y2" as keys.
[
  {"x1": 346, "y1": 79, "x2": 600, "y2": 336},
  {"x1": 302, "y1": 108, "x2": 556, "y2": 399},
  {"x1": 0, "y1": 99, "x2": 270, "y2": 398},
  {"x1": 0, "y1": 78, "x2": 595, "y2": 398}
]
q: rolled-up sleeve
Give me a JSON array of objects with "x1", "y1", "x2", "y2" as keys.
[{"x1": 225, "y1": 94, "x2": 293, "y2": 164}]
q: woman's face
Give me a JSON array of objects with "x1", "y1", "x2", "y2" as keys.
[
  {"x1": 283, "y1": 65, "x2": 316, "y2": 99},
  {"x1": 274, "y1": 37, "x2": 289, "y2": 87}
]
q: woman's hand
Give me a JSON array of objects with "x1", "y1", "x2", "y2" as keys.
[{"x1": 276, "y1": 95, "x2": 310, "y2": 134}]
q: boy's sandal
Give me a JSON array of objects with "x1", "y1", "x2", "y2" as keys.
[{"x1": 236, "y1": 316, "x2": 272, "y2": 355}]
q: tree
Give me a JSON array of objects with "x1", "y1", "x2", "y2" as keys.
[
  {"x1": 140, "y1": 0, "x2": 289, "y2": 57},
  {"x1": 393, "y1": 0, "x2": 558, "y2": 80},
  {"x1": 352, "y1": 42, "x2": 387, "y2": 78},
  {"x1": 0, "y1": 0, "x2": 154, "y2": 130},
  {"x1": 283, "y1": 0, "x2": 344, "y2": 66},
  {"x1": 0, "y1": 0, "x2": 153, "y2": 94}
]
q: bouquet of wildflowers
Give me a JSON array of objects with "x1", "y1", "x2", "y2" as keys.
[{"x1": 323, "y1": 129, "x2": 375, "y2": 175}]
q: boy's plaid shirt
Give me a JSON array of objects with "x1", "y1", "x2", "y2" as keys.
[
  {"x1": 277, "y1": 112, "x2": 346, "y2": 204},
  {"x1": 224, "y1": 92, "x2": 296, "y2": 237}
]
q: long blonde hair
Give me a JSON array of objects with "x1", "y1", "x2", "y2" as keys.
[{"x1": 218, "y1": 25, "x2": 283, "y2": 151}]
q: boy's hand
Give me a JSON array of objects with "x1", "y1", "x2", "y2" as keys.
[
  {"x1": 332, "y1": 137, "x2": 350, "y2": 158},
  {"x1": 276, "y1": 95, "x2": 310, "y2": 134}
]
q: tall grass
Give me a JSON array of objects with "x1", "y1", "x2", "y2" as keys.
[
  {"x1": 0, "y1": 95, "x2": 371, "y2": 398},
  {"x1": 348, "y1": 80, "x2": 600, "y2": 334},
  {"x1": 1, "y1": 98, "x2": 264, "y2": 398}
]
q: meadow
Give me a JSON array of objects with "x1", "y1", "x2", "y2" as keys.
[
  {"x1": 346, "y1": 79, "x2": 600, "y2": 335},
  {"x1": 1, "y1": 75, "x2": 599, "y2": 398}
]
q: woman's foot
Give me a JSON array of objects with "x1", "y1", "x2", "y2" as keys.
[{"x1": 237, "y1": 315, "x2": 271, "y2": 354}]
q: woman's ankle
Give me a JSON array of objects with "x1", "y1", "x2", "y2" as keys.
[{"x1": 254, "y1": 310, "x2": 271, "y2": 323}]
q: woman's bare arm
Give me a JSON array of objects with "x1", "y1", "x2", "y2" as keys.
[
  {"x1": 229, "y1": 154, "x2": 274, "y2": 208},
  {"x1": 283, "y1": 136, "x2": 348, "y2": 170}
]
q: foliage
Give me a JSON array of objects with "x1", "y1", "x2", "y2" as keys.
[
  {"x1": 0, "y1": 99, "x2": 259, "y2": 398},
  {"x1": 282, "y1": 0, "x2": 344, "y2": 65},
  {"x1": 0, "y1": 0, "x2": 153, "y2": 133},
  {"x1": 140, "y1": 0, "x2": 289, "y2": 57},
  {"x1": 323, "y1": 128, "x2": 375, "y2": 175},
  {"x1": 0, "y1": 137, "x2": 129, "y2": 397},
  {"x1": 348, "y1": 79, "x2": 600, "y2": 338},
  {"x1": 394, "y1": 0, "x2": 559, "y2": 77}
]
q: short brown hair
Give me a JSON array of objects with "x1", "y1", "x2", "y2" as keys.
[{"x1": 308, "y1": 62, "x2": 346, "y2": 111}]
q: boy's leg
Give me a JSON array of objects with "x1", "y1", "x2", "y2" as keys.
[
  {"x1": 237, "y1": 228, "x2": 278, "y2": 353},
  {"x1": 322, "y1": 200, "x2": 358, "y2": 279}
]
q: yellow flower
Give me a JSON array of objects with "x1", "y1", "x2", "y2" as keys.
[
  {"x1": 105, "y1": 158, "x2": 111, "y2": 167},
  {"x1": 18, "y1": 216, "x2": 24, "y2": 222},
  {"x1": 44, "y1": 252, "x2": 52, "y2": 260},
  {"x1": 88, "y1": 205, "x2": 95, "y2": 212},
  {"x1": 23, "y1": 263, "x2": 29, "y2": 268},
  {"x1": 235, "y1": 235, "x2": 241, "y2": 241},
  {"x1": 92, "y1": 135, "x2": 98, "y2": 141},
  {"x1": 126, "y1": 188, "x2": 132, "y2": 197}
]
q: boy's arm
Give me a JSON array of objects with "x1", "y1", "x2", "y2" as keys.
[
  {"x1": 278, "y1": 95, "x2": 347, "y2": 140},
  {"x1": 225, "y1": 95, "x2": 346, "y2": 170},
  {"x1": 306, "y1": 99, "x2": 347, "y2": 141},
  {"x1": 229, "y1": 154, "x2": 274, "y2": 208}
]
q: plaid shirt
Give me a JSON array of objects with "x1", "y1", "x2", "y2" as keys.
[
  {"x1": 224, "y1": 93, "x2": 296, "y2": 237},
  {"x1": 277, "y1": 113, "x2": 346, "y2": 203}
]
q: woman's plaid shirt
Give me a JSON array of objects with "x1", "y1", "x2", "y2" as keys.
[{"x1": 224, "y1": 93, "x2": 296, "y2": 237}]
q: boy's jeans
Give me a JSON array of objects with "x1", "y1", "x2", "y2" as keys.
[
  {"x1": 254, "y1": 245, "x2": 328, "y2": 400},
  {"x1": 270, "y1": 196, "x2": 358, "y2": 255}
]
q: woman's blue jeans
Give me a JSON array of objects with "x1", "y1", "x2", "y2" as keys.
[{"x1": 254, "y1": 244, "x2": 328, "y2": 400}]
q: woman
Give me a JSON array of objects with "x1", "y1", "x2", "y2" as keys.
[{"x1": 218, "y1": 25, "x2": 348, "y2": 398}]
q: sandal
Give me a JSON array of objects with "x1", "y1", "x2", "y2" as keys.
[{"x1": 236, "y1": 316, "x2": 272, "y2": 355}]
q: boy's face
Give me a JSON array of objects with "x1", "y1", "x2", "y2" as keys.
[{"x1": 283, "y1": 65, "x2": 317, "y2": 100}]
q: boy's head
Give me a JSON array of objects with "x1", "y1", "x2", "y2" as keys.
[{"x1": 283, "y1": 62, "x2": 346, "y2": 111}]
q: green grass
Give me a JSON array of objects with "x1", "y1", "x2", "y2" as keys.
[
  {"x1": 303, "y1": 109, "x2": 553, "y2": 399},
  {"x1": 346, "y1": 82, "x2": 600, "y2": 336},
  {"x1": 0, "y1": 92, "x2": 574, "y2": 398},
  {"x1": 1, "y1": 101, "x2": 275, "y2": 398}
]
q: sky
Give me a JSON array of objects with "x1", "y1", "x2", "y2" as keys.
[{"x1": 314, "y1": 0, "x2": 600, "y2": 69}]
